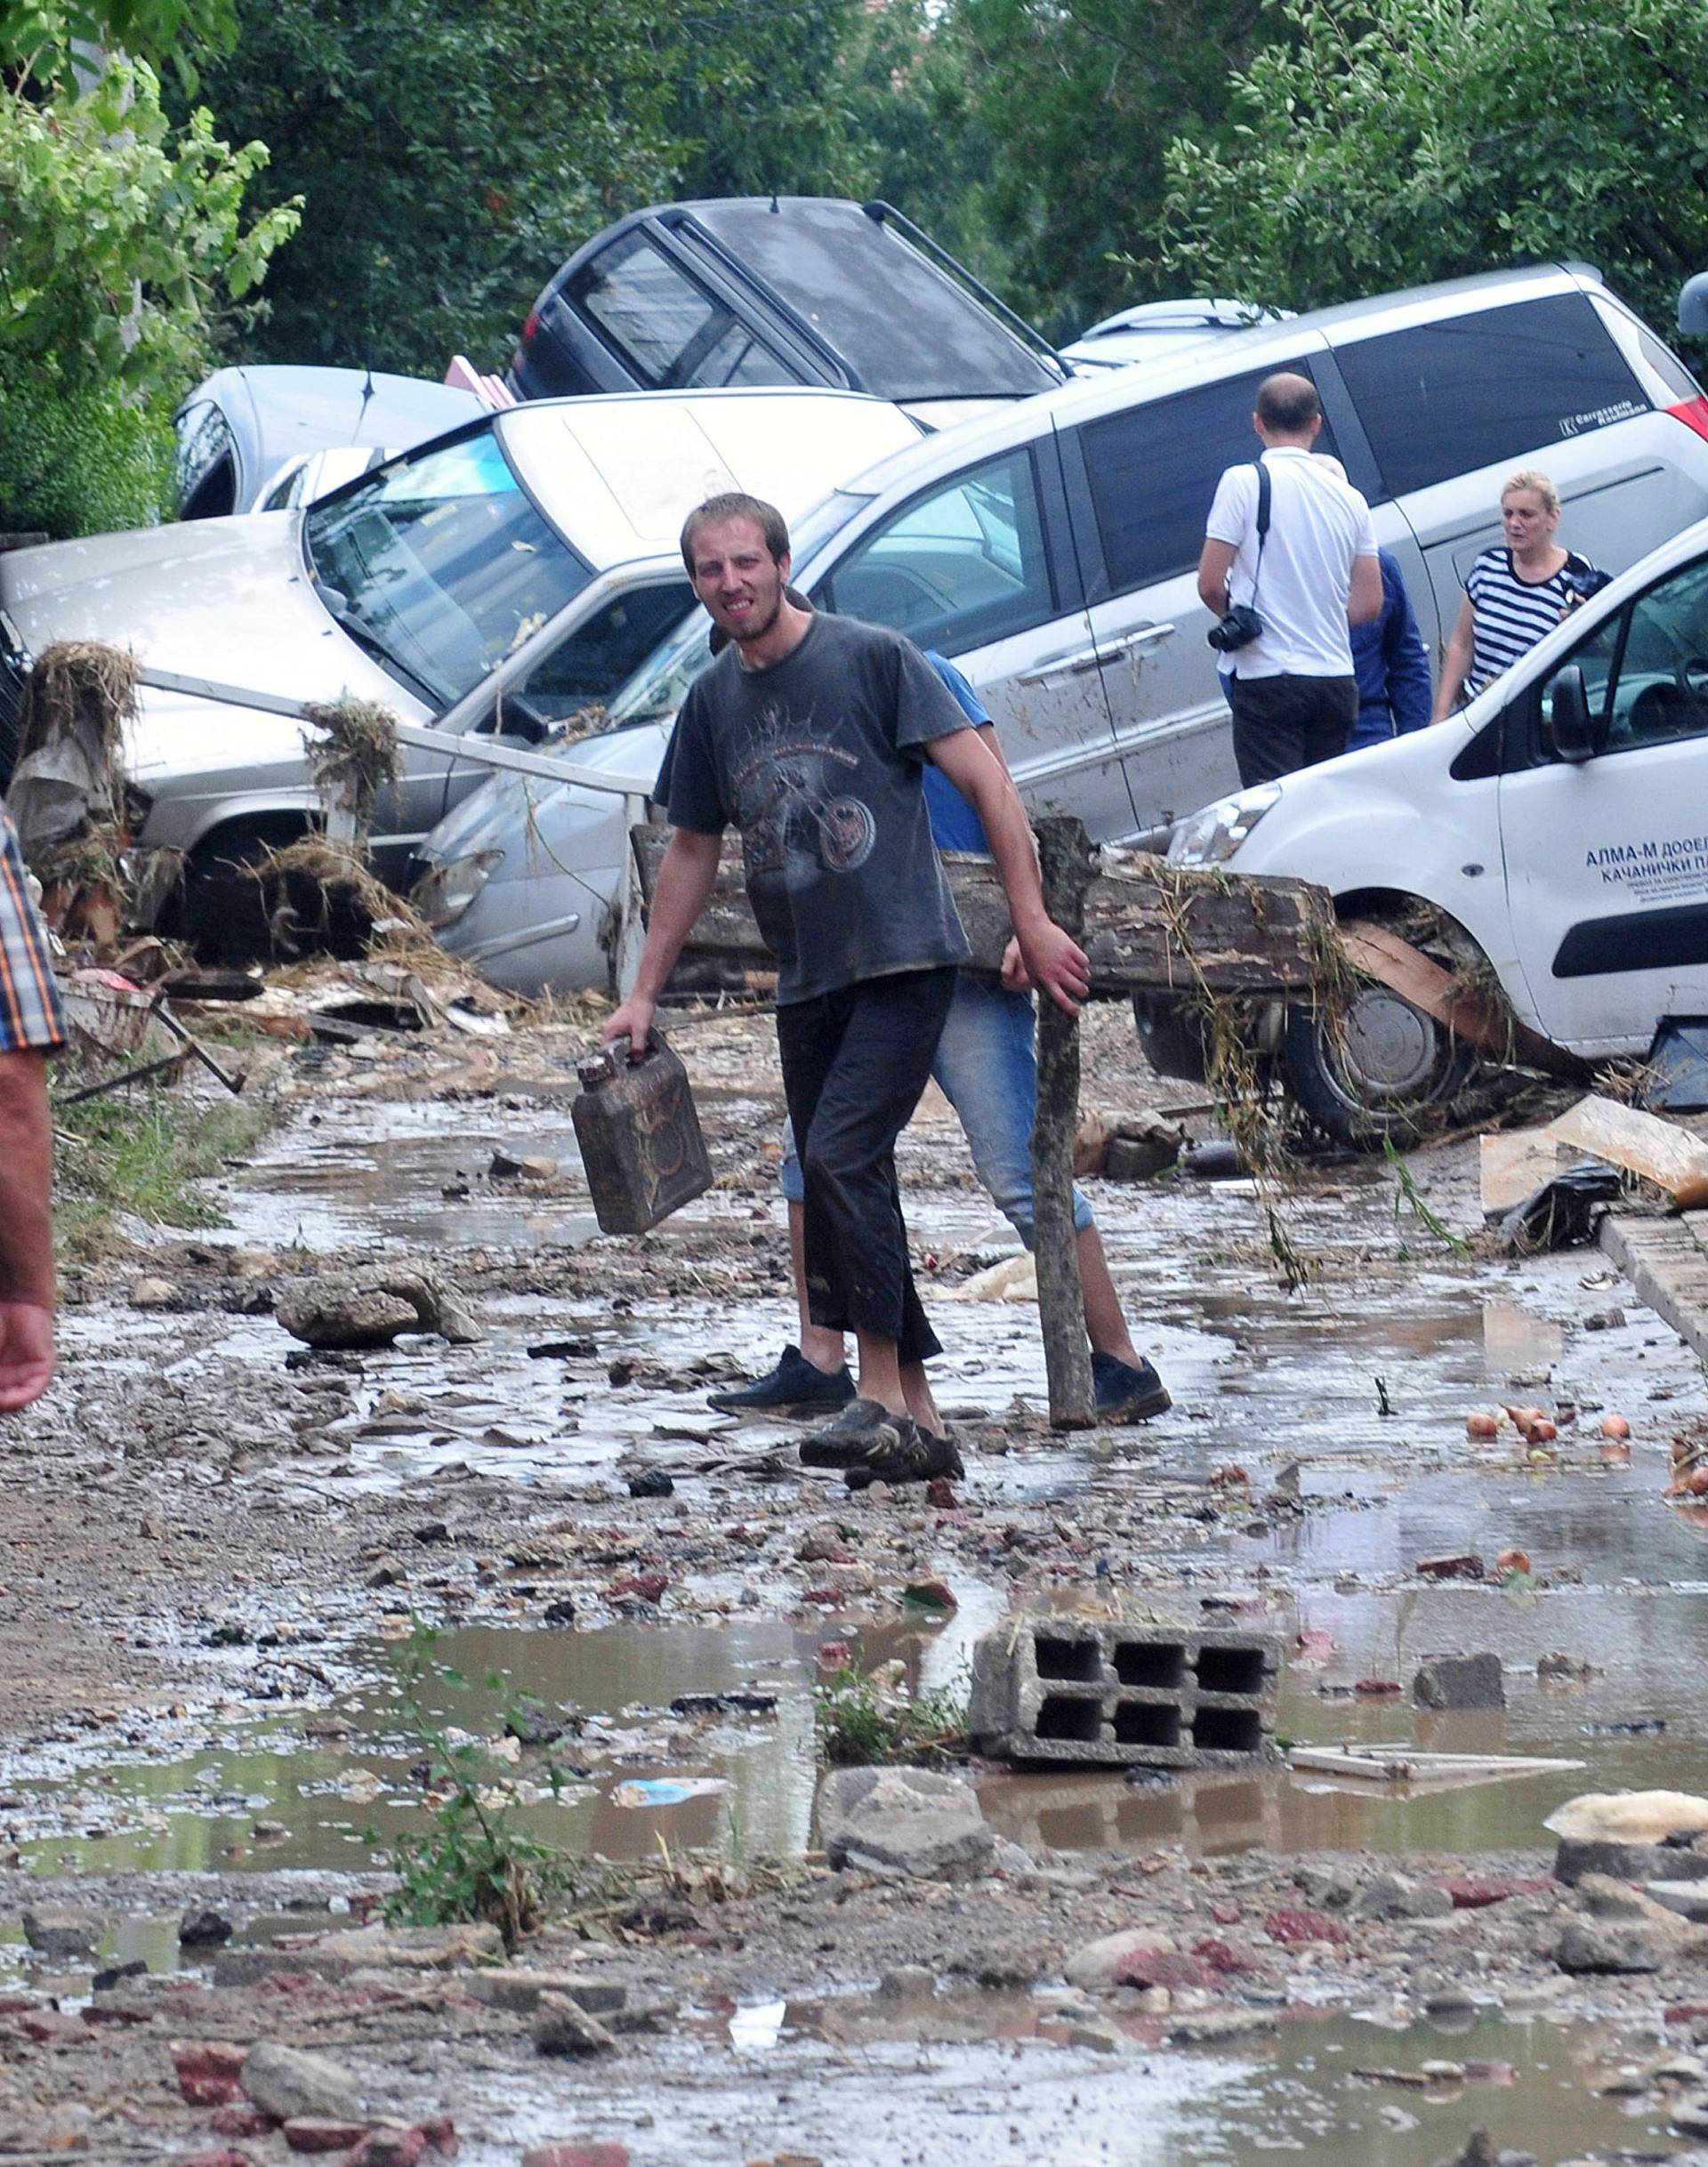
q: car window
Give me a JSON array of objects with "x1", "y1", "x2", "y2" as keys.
[
  {"x1": 515, "y1": 584, "x2": 694, "y2": 725},
  {"x1": 811, "y1": 448, "x2": 1056, "y2": 653},
  {"x1": 1335, "y1": 294, "x2": 1648, "y2": 499},
  {"x1": 304, "y1": 427, "x2": 592, "y2": 705},
  {"x1": 566, "y1": 230, "x2": 794, "y2": 391},
  {"x1": 1539, "y1": 554, "x2": 1708, "y2": 756},
  {"x1": 1075, "y1": 363, "x2": 1338, "y2": 595},
  {"x1": 174, "y1": 401, "x2": 238, "y2": 520}
]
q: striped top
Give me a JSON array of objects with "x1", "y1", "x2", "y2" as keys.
[
  {"x1": 0, "y1": 806, "x2": 66, "y2": 1054},
  {"x1": 1464, "y1": 546, "x2": 1599, "y2": 698}
]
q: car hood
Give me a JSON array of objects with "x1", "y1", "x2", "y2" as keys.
[
  {"x1": 422, "y1": 720, "x2": 670, "y2": 866},
  {"x1": 0, "y1": 514, "x2": 415, "y2": 716}
]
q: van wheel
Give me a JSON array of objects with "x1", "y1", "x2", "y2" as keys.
[
  {"x1": 180, "y1": 819, "x2": 369, "y2": 966},
  {"x1": 1280, "y1": 983, "x2": 1478, "y2": 1150}
]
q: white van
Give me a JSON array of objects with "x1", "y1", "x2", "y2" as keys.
[{"x1": 1156, "y1": 513, "x2": 1708, "y2": 1142}]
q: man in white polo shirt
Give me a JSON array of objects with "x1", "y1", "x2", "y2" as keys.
[{"x1": 1197, "y1": 372, "x2": 1383, "y2": 787}]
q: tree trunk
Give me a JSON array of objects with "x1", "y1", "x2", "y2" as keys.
[{"x1": 1031, "y1": 816, "x2": 1096, "y2": 1430}]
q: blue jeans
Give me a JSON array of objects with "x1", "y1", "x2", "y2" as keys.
[{"x1": 780, "y1": 977, "x2": 1094, "y2": 1247}]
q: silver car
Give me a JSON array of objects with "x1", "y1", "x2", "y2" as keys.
[
  {"x1": 415, "y1": 262, "x2": 1708, "y2": 995},
  {"x1": 0, "y1": 388, "x2": 923, "y2": 958}
]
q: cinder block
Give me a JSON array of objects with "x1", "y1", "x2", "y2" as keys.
[{"x1": 968, "y1": 1620, "x2": 1280, "y2": 1769}]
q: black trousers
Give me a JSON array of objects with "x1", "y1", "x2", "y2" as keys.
[
  {"x1": 1229, "y1": 673, "x2": 1359, "y2": 787},
  {"x1": 776, "y1": 965, "x2": 958, "y2": 1368}
]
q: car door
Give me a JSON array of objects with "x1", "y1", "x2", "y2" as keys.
[
  {"x1": 1056, "y1": 351, "x2": 1421, "y2": 836},
  {"x1": 806, "y1": 440, "x2": 1135, "y2": 840},
  {"x1": 1497, "y1": 548, "x2": 1708, "y2": 1050}
]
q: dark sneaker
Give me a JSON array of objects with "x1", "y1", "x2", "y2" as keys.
[
  {"x1": 844, "y1": 1422, "x2": 966, "y2": 1491},
  {"x1": 799, "y1": 1396, "x2": 902, "y2": 1467},
  {"x1": 1092, "y1": 1350, "x2": 1172, "y2": 1423},
  {"x1": 707, "y1": 1343, "x2": 856, "y2": 1416}
]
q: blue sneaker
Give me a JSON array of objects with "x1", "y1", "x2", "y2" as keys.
[
  {"x1": 1092, "y1": 1351, "x2": 1172, "y2": 1423},
  {"x1": 707, "y1": 1344, "x2": 856, "y2": 1417}
]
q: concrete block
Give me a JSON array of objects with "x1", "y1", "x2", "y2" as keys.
[
  {"x1": 818, "y1": 1765, "x2": 994, "y2": 1878},
  {"x1": 1413, "y1": 1652, "x2": 1505, "y2": 1711},
  {"x1": 968, "y1": 1619, "x2": 1278, "y2": 1769}
]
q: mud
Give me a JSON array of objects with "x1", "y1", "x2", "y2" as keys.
[{"x1": 6, "y1": 1000, "x2": 1708, "y2": 2161}]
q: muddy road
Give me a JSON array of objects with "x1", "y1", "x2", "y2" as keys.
[{"x1": 7, "y1": 1001, "x2": 1708, "y2": 2164}]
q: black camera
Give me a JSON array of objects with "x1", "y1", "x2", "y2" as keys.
[{"x1": 1206, "y1": 602, "x2": 1265, "y2": 653}]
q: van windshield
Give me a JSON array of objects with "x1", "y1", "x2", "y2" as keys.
[{"x1": 304, "y1": 429, "x2": 592, "y2": 705}]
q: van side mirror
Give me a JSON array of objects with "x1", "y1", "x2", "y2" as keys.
[{"x1": 1549, "y1": 665, "x2": 1599, "y2": 763}]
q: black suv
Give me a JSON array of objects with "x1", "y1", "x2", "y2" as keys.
[{"x1": 505, "y1": 197, "x2": 1065, "y2": 423}]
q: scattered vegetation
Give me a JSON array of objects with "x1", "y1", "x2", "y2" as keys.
[
  {"x1": 1382, "y1": 1134, "x2": 1470, "y2": 1260},
  {"x1": 53, "y1": 1086, "x2": 272, "y2": 1262},
  {"x1": 815, "y1": 1664, "x2": 969, "y2": 1768}
]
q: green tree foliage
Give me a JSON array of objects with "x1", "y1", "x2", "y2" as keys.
[
  {"x1": 0, "y1": 52, "x2": 298, "y2": 533},
  {"x1": 1160, "y1": 0, "x2": 1708, "y2": 328},
  {"x1": 0, "y1": 0, "x2": 238, "y2": 79},
  {"x1": 955, "y1": 0, "x2": 1277, "y2": 335},
  {"x1": 191, "y1": 0, "x2": 695, "y2": 375}
]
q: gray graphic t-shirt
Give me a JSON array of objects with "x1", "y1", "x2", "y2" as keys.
[{"x1": 655, "y1": 613, "x2": 973, "y2": 1004}]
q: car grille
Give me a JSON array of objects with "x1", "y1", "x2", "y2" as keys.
[{"x1": 0, "y1": 640, "x2": 27, "y2": 792}]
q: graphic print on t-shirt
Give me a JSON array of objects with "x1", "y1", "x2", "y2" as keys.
[{"x1": 730, "y1": 697, "x2": 878, "y2": 880}]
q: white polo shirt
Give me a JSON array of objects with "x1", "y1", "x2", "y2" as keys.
[{"x1": 1204, "y1": 446, "x2": 1378, "y2": 680}]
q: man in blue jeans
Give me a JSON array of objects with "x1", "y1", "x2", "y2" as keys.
[{"x1": 711, "y1": 648, "x2": 1172, "y2": 1431}]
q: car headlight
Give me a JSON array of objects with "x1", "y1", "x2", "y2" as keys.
[
  {"x1": 411, "y1": 848, "x2": 504, "y2": 929},
  {"x1": 1166, "y1": 784, "x2": 1282, "y2": 867}
]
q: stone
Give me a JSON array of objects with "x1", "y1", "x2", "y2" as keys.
[
  {"x1": 1675, "y1": 2099, "x2": 1708, "y2": 2140},
  {"x1": 1415, "y1": 1553, "x2": 1484, "y2": 1581},
  {"x1": 277, "y1": 1265, "x2": 482, "y2": 1350},
  {"x1": 1649, "y1": 1882, "x2": 1708, "y2": 1924},
  {"x1": 310, "y1": 1921, "x2": 504, "y2": 1973},
  {"x1": 21, "y1": 1907, "x2": 96, "y2": 1959},
  {"x1": 534, "y1": 1992, "x2": 619, "y2": 2058},
  {"x1": 1556, "y1": 1836, "x2": 1708, "y2": 1886},
  {"x1": 179, "y1": 1906, "x2": 234, "y2": 1948},
  {"x1": 14, "y1": 2009, "x2": 90, "y2": 2043},
  {"x1": 506, "y1": 1704, "x2": 568, "y2": 1748},
  {"x1": 1578, "y1": 1871, "x2": 1683, "y2": 1925},
  {"x1": 950, "y1": 1937, "x2": 1043, "y2": 1987},
  {"x1": 348, "y1": 2129, "x2": 434, "y2": 2167},
  {"x1": 521, "y1": 2148, "x2": 631, "y2": 2167},
  {"x1": 1549, "y1": 1790, "x2": 1708, "y2": 1845},
  {"x1": 367, "y1": 1557, "x2": 407, "y2": 1588},
  {"x1": 129, "y1": 1276, "x2": 177, "y2": 1309},
  {"x1": 171, "y1": 2039, "x2": 250, "y2": 2107},
  {"x1": 1166, "y1": 2010, "x2": 1279, "y2": 2043},
  {"x1": 1067, "y1": 2018, "x2": 1124, "y2": 2051},
  {"x1": 1063, "y1": 1929, "x2": 1179, "y2": 1993},
  {"x1": 1424, "y1": 1987, "x2": 1478, "y2": 2019},
  {"x1": 283, "y1": 2123, "x2": 371, "y2": 2155},
  {"x1": 1537, "y1": 1652, "x2": 1598, "y2": 1685},
  {"x1": 1412, "y1": 1653, "x2": 1505, "y2": 1712},
  {"x1": 1354, "y1": 1873, "x2": 1455, "y2": 1921},
  {"x1": 1112, "y1": 1948, "x2": 1212, "y2": 1990},
  {"x1": 627, "y1": 1470, "x2": 674, "y2": 1499},
  {"x1": 1555, "y1": 1919, "x2": 1670, "y2": 1974},
  {"x1": 464, "y1": 1970, "x2": 627, "y2": 2017},
  {"x1": 1264, "y1": 1908, "x2": 1349, "y2": 1946},
  {"x1": 874, "y1": 1964, "x2": 936, "y2": 2001},
  {"x1": 818, "y1": 1766, "x2": 995, "y2": 1880},
  {"x1": 489, "y1": 1148, "x2": 557, "y2": 1180},
  {"x1": 241, "y1": 2042, "x2": 366, "y2": 2122},
  {"x1": 210, "y1": 2108, "x2": 272, "y2": 2138},
  {"x1": 1443, "y1": 1879, "x2": 1520, "y2": 1909}
]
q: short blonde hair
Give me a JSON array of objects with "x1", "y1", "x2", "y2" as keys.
[{"x1": 1502, "y1": 468, "x2": 1560, "y2": 516}]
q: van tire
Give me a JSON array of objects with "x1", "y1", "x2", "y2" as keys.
[
  {"x1": 1280, "y1": 986, "x2": 1478, "y2": 1150},
  {"x1": 180, "y1": 818, "x2": 369, "y2": 966}
]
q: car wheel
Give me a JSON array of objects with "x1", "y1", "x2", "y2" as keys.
[
  {"x1": 1280, "y1": 980, "x2": 1478, "y2": 1150},
  {"x1": 178, "y1": 818, "x2": 368, "y2": 966}
]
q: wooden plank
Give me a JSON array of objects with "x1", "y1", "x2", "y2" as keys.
[
  {"x1": 1480, "y1": 1130, "x2": 1571, "y2": 1220},
  {"x1": 1550, "y1": 1094, "x2": 1708, "y2": 1210},
  {"x1": 1032, "y1": 817, "x2": 1094, "y2": 1431},
  {"x1": 630, "y1": 828, "x2": 1331, "y2": 995}
]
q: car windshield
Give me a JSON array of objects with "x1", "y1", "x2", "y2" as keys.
[
  {"x1": 608, "y1": 487, "x2": 873, "y2": 725},
  {"x1": 303, "y1": 428, "x2": 592, "y2": 705}
]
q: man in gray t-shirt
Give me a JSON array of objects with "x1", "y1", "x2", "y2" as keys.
[{"x1": 606, "y1": 491, "x2": 1089, "y2": 1490}]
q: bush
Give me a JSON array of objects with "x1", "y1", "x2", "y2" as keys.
[{"x1": 0, "y1": 373, "x2": 175, "y2": 541}]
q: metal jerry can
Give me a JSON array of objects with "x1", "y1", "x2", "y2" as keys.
[{"x1": 572, "y1": 1029, "x2": 713, "y2": 1235}]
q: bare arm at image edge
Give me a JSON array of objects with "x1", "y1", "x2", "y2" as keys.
[
  {"x1": 602, "y1": 826, "x2": 724, "y2": 1056},
  {"x1": 0, "y1": 1052, "x2": 55, "y2": 1412},
  {"x1": 1432, "y1": 593, "x2": 1478, "y2": 721},
  {"x1": 1348, "y1": 549, "x2": 1383, "y2": 627},
  {"x1": 926, "y1": 726, "x2": 1090, "y2": 1016}
]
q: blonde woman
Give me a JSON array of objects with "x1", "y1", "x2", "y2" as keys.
[{"x1": 1431, "y1": 470, "x2": 1606, "y2": 720}]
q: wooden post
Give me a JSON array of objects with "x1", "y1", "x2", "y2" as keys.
[{"x1": 1031, "y1": 816, "x2": 1096, "y2": 1430}]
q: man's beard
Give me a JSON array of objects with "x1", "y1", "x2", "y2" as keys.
[{"x1": 728, "y1": 587, "x2": 784, "y2": 646}]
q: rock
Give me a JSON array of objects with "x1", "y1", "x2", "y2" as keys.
[
  {"x1": 1555, "y1": 1919, "x2": 1670, "y2": 1974},
  {"x1": 506, "y1": 1704, "x2": 568, "y2": 1748},
  {"x1": 1443, "y1": 1879, "x2": 1520, "y2": 1909},
  {"x1": 21, "y1": 1908, "x2": 96, "y2": 1960},
  {"x1": 627, "y1": 1470, "x2": 673, "y2": 1499},
  {"x1": 1112, "y1": 1949, "x2": 1213, "y2": 1990},
  {"x1": 465, "y1": 1970, "x2": 627, "y2": 2017},
  {"x1": 1353, "y1": 1873, "x2": 1454, "y2": 1921},
  {"x1": 818, "y1": 1766, "x2": 995, "y2": 1880},
  {"x1": 1556, "y1": 1836, "x2": 1708, "y2": 1886},
  {"x1": 1537, "y1": 1652, "x2": 1598, "y2": 1685},
  {"x1": 1578, "y1": 1871, "x2": 1685, "y2": 1925},
  {"x1": 310, "y1": 1922, "x2": 504, "y2": 1973},
  {"x1": 1548, "y1": 1790, "x2": 1708, "y2": 1845},
  {"x1": 347, "y1": 2129, "x2": 436, "y2": 2167},
  {"x1": 278, "y1": 1265, "x2": 482, "y2": 1349},
  {"x1": 489, "y1": 1148, "x2": 558, "y2": 1180},
  {"x1": 1264, "y1": 1908, "x2": 1349, "y2": 1945},
  {"x1": 1293, "y1": 1865, "x2": 1358, "y2": 1909},
  {"x1": 1648, "y1": 1882, "x2": 1708, "y2": 1924},
  {"x1": 950, "y1": 1937, "x2": 1044, "y2": 1987},
  {"x1": 1424, "y1": 1987, "x2": 1478, "y2": 2019},
  {"x1": 534, "y1": 1992, "x2": 619, "y2": 2058},
  {"x1": 1413, "y1": 1652, "x2": 1505, "y2": 1711},
  {"x1": 14, "y1": 2009, "x2": 90, "y2": 2043},
  {"x1": 179, "y1": 1907, "x2": 234, "y2": 1948},
  {"x1": 1166, "y1": 2009, "x2": 1279, "y2": 2043},
  {"x1": 129, "y1": 1276, "x2": 177, "y2": 1309},
  {"x1": 874, "y1": 1964, "x2": 936, "y2": 2001},
  {"x1": 412, "y1": 1521, "x2": 451, "y2": 1545},
  {"x1": 283, "y1": 2123, "x2": 371, "y2": 2155},
  {"x1": 1675, "y1": 2099, "x2": 1708, "y2": 2139},
  {"x1": 1063, "y1": 1928, "x2": 1179, "y2": 1993},
  {"x1": 521, "y1": 2147, "x2": 631, "y2": 2167},
  {"x1": 241, "y1": 2042, "x2": 366, "y2": 2122},
  {"x1": 1067, "y1": 2018, "x2": 1124, "y2": 2052},
  {"x1": 92, "y1": 1960, "x2": 147, "y2": 1992},
  {"x1": 171, "y1": 2039, "x2": 250, "y2": 2106},
  {"x1": 543, "y1": 1598, "x2": 577, "y2": 1627},
  {"x1": 367, "y1": 1557, "x2": 407, "y2": 1588},
  {"x1": 1415, "y1": 1553, "x2": 1484, "y2": 1581}
]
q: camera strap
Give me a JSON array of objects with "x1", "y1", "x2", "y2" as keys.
[{"x1": 1248, "y1": 459, "x2": 1270, "y2": 608}]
